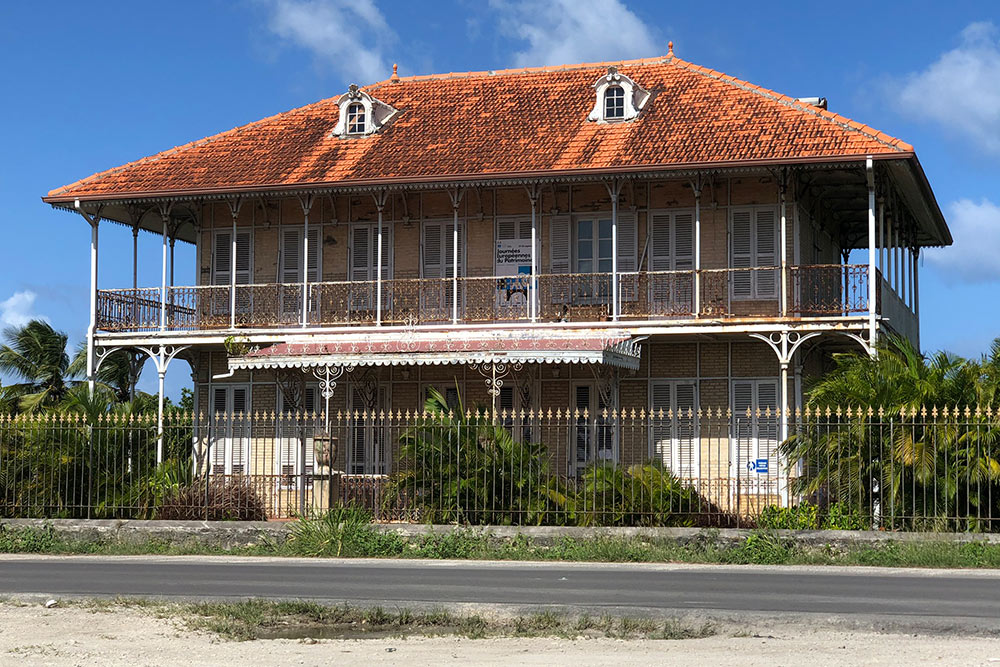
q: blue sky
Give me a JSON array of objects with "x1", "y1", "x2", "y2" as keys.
[{"x1": 1, "y1": 0, "x2": 998, "y2": 399}]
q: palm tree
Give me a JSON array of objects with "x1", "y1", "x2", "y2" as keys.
[
  {"x1": 0, "y1": 320, "x2": 77, "y2": 412},
  {"x1": 68, "y1": 342, "x2": 143, "y2": 403}
]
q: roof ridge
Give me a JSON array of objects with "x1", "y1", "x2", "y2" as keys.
[
  {"x1": 47, "y1": 94, "x2": 343, "y2": 198},
  {"x1": 667, "y1": 56, "x2": 914, "y2": 153},
  {"x1": 367, "y1": 53, "x2": 672, "y2": 90}
]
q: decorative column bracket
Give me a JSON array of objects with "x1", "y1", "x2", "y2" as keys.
[{"x1": 310, "y1": 363, "x2": 356, "y2": 430}]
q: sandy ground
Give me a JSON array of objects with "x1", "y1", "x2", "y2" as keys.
[{"x1": 2, "y1": 604, "x2": 1000, "y2": 666}]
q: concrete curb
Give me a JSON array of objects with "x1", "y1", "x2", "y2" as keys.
[{"x1": 4, "y1": 518, "x2": 1000, "y2": 549}]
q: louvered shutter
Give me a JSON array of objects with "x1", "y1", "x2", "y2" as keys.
[
  {"x1": 306, "y1": 227, "x2": 320, "y2": 282},
  {"x1": 378, "y1": 225, "x2": 392, "y2": 280},
  {"x1": 650, "y1": 382, "x2": 672, "y2": 467},
  {"x1": 673, "y1": 213, "x2": 695, "y2": 270},
  {"x1": 650, "y1": 213, "x2": 672, "y2": 271},
  {"x1": 281, "y1": 228, "x2": 301, "y2": 283},
  {"x1": 754, "y1": 209, "x2": 777, "y2": 298},
  {"x1": 230, "y1": 387, "x2": 248, "y2": 475},
  {"x1": 731, "y1": 210, "x2": 753, "y2": 298},
  {"x1": 616, "y1": 213, "x2": 637, "y2": 271},
  {"x1": 732, "y1": 380, "x2": 755, "y2": 474},
  {"x1": 675, "y1": 383, "x2": 697, "y2": 479},
  {"x1": 574, "y1": 385, "x2": 592, "y2": 474},
  {"x1": 210, "y1": 387, "x2": 228, "y2": 475},
  {"x1": 755, "y1": 380, "x2": 779, "y2": 470},
  {"x1": 549, "y1": 216, "x2": 571, "y2": 274},
  {"x1": 213, "y1": 232, "x2": 231, "y2": 285},
  {"x1": 351, "y1": 226, "x2": 371, "y2": 281},
  {"x1": 234, "y1": 231, "x2": 252, "y2": 285},
  {"x1": 497, "y1": 219, "x2": 516, "y2": 241},
  {"x1": 422, "y1": 222, "x2": 442, "y2": 278}
]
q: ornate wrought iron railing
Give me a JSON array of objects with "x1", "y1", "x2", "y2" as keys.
[{"x1": 95, "y1": 264, "x2": 872, "y2": 332}]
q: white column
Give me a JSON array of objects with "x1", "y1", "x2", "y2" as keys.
[
  {"x1": 914, "y1": 249, "x2": 920, "y2": 320},
  {"x1": 779, "y1": 182, "x2": 787, "y2": 317},
  {"x1": 529, "y1": 189, "x2": 538, "y2": 321},
  {"x1": 160, "y1": 212, "x2": 168, "y2": 331},
  {"x1": 301, "y1": 195, "x2": 313, "y2": 328},
  {"x1": 157, "y1": 347, "x2": 165, "y2": 464},
  {"x1": 611, "y1": 181, "x2": 619, "y2": 321},
  {"x1": 229, "y1": 207, "x2": 237, "y2": 329},
  {"x1": 84, "y1": 210, "x2": 99, "y2": 397},
  {"x1": 450, "y1": 190, "x2": 462, "y2": 324},
  {"x1": 132, "y1": 225, "x2": 139, "y2": 290},
  {"x1": 893, "y1": 222, "x2": 900, "y2": 293},
  {"x1": 375, "y1": 193, "x2": 384, "y2": 326},
  {"x1": 878, "y1": 201, "x2": 885, "y2": 276},
  {"x1": 866, "y1": 157, "x2": 877, "y2": 349},
  {"x1": 169, "y1": 235, "x2": 176, "y2": 287},
  {"x1": 693, "y1": 180, "x2": 701, "y2": 316}
]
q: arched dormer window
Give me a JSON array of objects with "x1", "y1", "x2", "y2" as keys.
[
  {"x1": 332, "y1": 84, "x2": 399, "y2": 139},
  {"x1": 346, "y1": 102, "x2": 367, "y2": 134},
  {"x1": 588, "y1": 67, "x2": 650, "y2": 124},
  {"x1": 604, "y1": 85, "x2": 625, "y2": 120}
]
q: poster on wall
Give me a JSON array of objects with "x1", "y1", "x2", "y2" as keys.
[{"x1": 495, "y1": 238, "x2": 532, "y2": 310}]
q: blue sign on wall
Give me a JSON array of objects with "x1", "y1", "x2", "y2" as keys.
[{"x1": 746, "y1": 458, "x2": 770, "y2": 474}]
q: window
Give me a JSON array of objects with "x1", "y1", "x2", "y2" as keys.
[
  {"x1": 730, "y1": 207, "x2": 778, "y2": 299},
  {"x1": 209, "y1": 385, "x2": 250, "y2": 476},
  {"x1": 576, "y1": 218, "x2": 613, "y2": 274},
  {"x1": 346, "y1": 102, "x2": 366, "y2": 134},
  {"x1": 422, "y1": 220, "x2": 465, "y2": 318},
  {"x1": 212, "y1": 229, "x2": 252, "y2": 318},
  {"x1": 650, "y1": 381, "x2": 698, "y2": 478},
  {"x1": 350, "y1": 385, "x2": 390, "y2": 475},
  {"x1": 604, "y1": 85, "x2": 625, "y2": 119}
]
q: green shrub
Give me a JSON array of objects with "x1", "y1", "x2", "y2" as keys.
[
  {"x1": 725, "y1": 531, "x2": 793, "y2": 564},
  {"x1": 821, "y1": 502, "x2": 871, "y2": 530},
  {"x1": 0, "y1": 524, "x2": 57, "y2": 552},
  {"x1": 286, "y1": 505, "x2": 404, "y2": 557},
  {"x1": 757, "y1": 503, "x2": 819, "y2": 530}
]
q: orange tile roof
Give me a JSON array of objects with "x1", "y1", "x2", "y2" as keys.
[{"x1": 45, "y1": 54, "x2": 914, "y2": 201}]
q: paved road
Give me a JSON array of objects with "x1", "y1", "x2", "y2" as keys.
[{"x1": 2, "y1": 556, "x2": 999, "y2": 629}]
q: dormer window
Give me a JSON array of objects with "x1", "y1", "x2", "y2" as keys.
[
  {"x1": 588, "y1": 66, "x2": 650, "y2": 124},
  {"x1": 332, "y1": 84, "x2": 399, "y2": 139},
  {"x1": 346, "y1": 102, "x2": 367, "y2": 134},
  {"x1": 604, "y1": 86, "x2": 625, "y2": 120}
]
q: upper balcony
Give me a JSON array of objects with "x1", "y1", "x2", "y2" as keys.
[{"x1": 96, "y1": 263, "x2": 888, "y2": 335}]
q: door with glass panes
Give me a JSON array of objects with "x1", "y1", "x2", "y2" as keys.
[
  {"x1": 650, "y1": 381, "x2": 698, "y2": 479},
  {"x1": 209, "y1": 386, "x2": 249, "y2": 476},
  {"x1": 349, "y1": 385, "x2": 390, "y2": 475},
  {"x1": 731, "y1": 379, "x2": 779, "y2": 491},
  {"x1": 570, "y1": 383, "x2": 616, "y2": 477}
]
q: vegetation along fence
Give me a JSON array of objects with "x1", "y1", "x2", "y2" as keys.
[{"x1": 3, "y1": 402, "x2": 999, "y2": 531}]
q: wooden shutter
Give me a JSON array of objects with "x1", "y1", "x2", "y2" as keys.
[
  {"x1": 281, "y1": 228, "x2": 301, "y2": 284},
  {"x1": 730, "y1": 210, "x2": 753, "y2": 298},
  {"x1": 351, "y1": 226, "x2": 371, "y2": 281},
  {"x1": 422, "y1": 222, "x2": 443, "y2": 278},
  {"x1": 234, "y1": 231, "x2": 252, "y2": 285},
  {"x1": 675, "y1": 383, "x2": 697, "y2": 478},
  {"x1": 616, "y1": 213, "x2": 638, "y2": 272},
  {"x1": 497, "y1": 219, "x2": 516, "y2": 241},
  {"x1": 754, "y1": 209, "x2": 777, "y2": 298},
  {"x1": 230, "y1": 387, "x2": 248, "y2": 474},
  {"x1": 306, "y1": 227, "x2": 320, "y2": 282},
  {"x1": 732, "y1": 380, "x2": 755, "y2": 473},
  {"x1": 210, "y1": 387, "x2": 228, "y2": 474},
  {"x1": 549, "y1": 216, "x2": 571, "y2": 274},
  {"x1": 650, "y1": 382, "x2": 672, "y2": 466},
  {"x1": 673, "y1": 212, "x2": 695, "y2": 271},
  {"x1": 378, "y1": 225, "x2": 392, "y2": 280},
  {"x1": 213, "y1": 231, "x2": 231, "y2": 285},
  {"x1": 649, "y1": 213, "x2": 672, "y2": 271},
  {"x1": 755, "y1": 380, "x2": 779, "y2": 467}
]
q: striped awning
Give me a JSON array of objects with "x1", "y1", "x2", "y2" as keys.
[{"x1": 228, "y1": 329, "x2": 642, "y2": 371}]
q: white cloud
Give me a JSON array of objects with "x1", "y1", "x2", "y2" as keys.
[
  {"x1": 0, "y1": 291, "x2": 45, "y2": 328},
  {"x1": 892, "y1": 21, "x2": 1000, "y2": 154},
  {"x1": 264, "y1": 0, "x2": 395, "y2": 83},
  {"x1": 489, "y1": 0, "x2": 660, "y2": 67},
  {"x1": 924, "y1": 198, "x2": 1000, "y2": 283}
]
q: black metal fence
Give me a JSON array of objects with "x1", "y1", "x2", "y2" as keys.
[{"x1": 1, "y1": 407, "x2": 998, "y2": 530}]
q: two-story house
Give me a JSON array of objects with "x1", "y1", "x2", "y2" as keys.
[{"x1": 44, "y1": 48, "x2": 950, "y2": 512}]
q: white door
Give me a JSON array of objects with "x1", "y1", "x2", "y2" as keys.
[
  {"x1": 349, "y1": 223, "x2": 392, "y2": 316},
  {"x1": 349, "y1": 385, "x2": 390, "y2": 475},
  {"x1": 732, "y1": 379, "x2": 780, "y2": 492},
  {"x1": 277, "y1": 386, "x2": 317, "y2": 489},
  {"x1": 422, "y1": 220, "x2": 464, "y2": 320},
  {"x1": 279, "y1": 226, "x2": 320, "y2": 322},
  {"x1": 212, "y1": 230, "x2": 252, "y2": 318}
]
